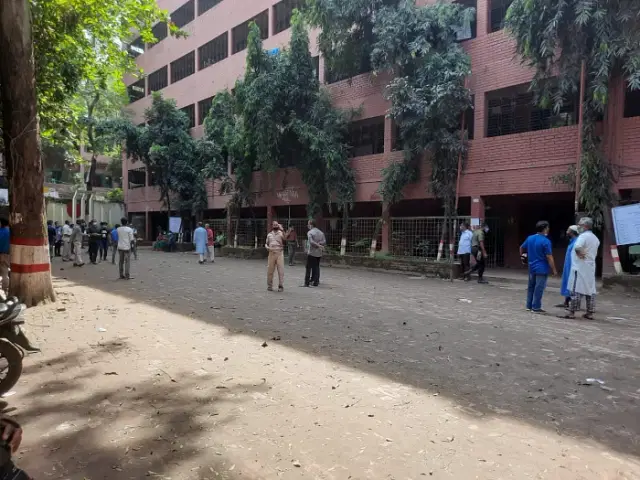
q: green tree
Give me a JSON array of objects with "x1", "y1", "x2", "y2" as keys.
[
  {"x1": 102, "y1": 94, "x2": 208, "y2": 227},
  {"x1": 30, "y1": 0, "x2": 176, "y2": 137},
  {"x1": 309, "y1": 0, "x2": 472, "y2": 216},
  {"x1": 505, "y1": 0, "x2": 640, "y2": 225},
  {"x1": 204, "y1": 16, "x2": 355, "y2": 218}
]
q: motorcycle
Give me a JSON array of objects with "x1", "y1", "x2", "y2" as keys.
[{"x1": 0, "y1": 297, "x2": 39, "y2": 396}]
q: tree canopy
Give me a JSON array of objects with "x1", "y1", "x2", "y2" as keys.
[
  {"x1": 29, "y1": 0, "x2": 175, "y2": 137},
  {"x1": 101, "y1": 94, "x2": 209, "y2": 223},
  {"x1": 308, "y1": 0, "x2": 473, "y2": 214},
  {"x1": 506, "y1": 0, "x2": 640, "y2": 223},
  {"x1": 203, "y1": 14, "x2": 355, "y2": 217}
]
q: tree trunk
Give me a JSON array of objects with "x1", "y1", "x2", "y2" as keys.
[{"x1": 0, "y1": 0, "x2": 55, "y2": 306}]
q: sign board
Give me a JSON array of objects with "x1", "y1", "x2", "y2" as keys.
[
  {"x1": 470, "y1": 217, "x2": 480, "y2": 227},
  {"x1": 0, "y1": 189, "x2": 7, "y2": 205},
  {"x1": 169, "y1": 216, "x2": 182, "y2": 233},
  {"x1": 266, "y1": 47, "x2": 280, "y2": 56},
  {"x1": 612, "y1": 203, "x2": 640, "y2": 246}
]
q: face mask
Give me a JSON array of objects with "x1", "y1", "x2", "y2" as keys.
[
  {"x1": 483, "y1": 227, "x2": 489, "y2": 233},
  {"x1": 578, "y1": 227, "x2": 585, "y2": 234}
]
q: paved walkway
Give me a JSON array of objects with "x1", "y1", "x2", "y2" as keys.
[{"x1": 10, "y1": 249, "x2": 640, "y2": 479}]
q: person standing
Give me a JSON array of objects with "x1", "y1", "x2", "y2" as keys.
[
  {"x1": 99, "y1": 222, "x2": 109, "y2": 261},
  {"x1": 285, "y1": 225, "x2": 298, "y2": 266},
  {"x1": 457, "y1": 222, "x2": 473, "y2": 281},
  {"x1": 110, "y1": 224, "x2": 120, "y2": 264},
  {"x1": 265, "y1": 221, "x2": 285, "y2": 292},
  {"x1": 560, "y1": 217, "x2": 600, "y2": 320},
  {"x1": 46, "y1": 220, "x2": 56, "y2": 259},
  {"x1": 131, "y1": 227, "x2": 138, "y2": 260},
  {"x1": 0, "y1": 219, "x2": 10, "y2": 293},
  {"x1": 54, "y1": 221, "x2": 62, "y2": 257},
  {"x1": 70, "y1": 219, "x2": 85, "y2": 267},
  {"x1": 61, "y1": 220, "x2": 73, "y2": 261},
  {"x1": 466, "y1": 222, "x2": 489, "y2": 284},
  {"x1": 304, "y1": 219, "x2": 326, "y2": 287},
  {"x1": 193, "y1": 222, "x2": 208, "y2": 264},
  {"x1": 205, "y1": 223, "x2": 215, "y2": 263},
  {"x1": 86, "y1": 220, "x2": 101, "y2": 264},
  {"x1": 519, "y1": 220, "x2": 558, "y2": 313},
  {"x1": 557, "y1": 225, "x2": 580, "y2": 309},
  {"x1": 116, "y1": 218, "x2": 135, "y2": 279}
]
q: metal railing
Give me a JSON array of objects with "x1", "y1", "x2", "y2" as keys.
[{"x1": 216, "y1": 215, "x2": 504, "y2": 267}]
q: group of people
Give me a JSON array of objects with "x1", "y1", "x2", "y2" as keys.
[
  {"x1": 262, "y1": 219, "x2": 326, "y2": 291},
  {"x1": 457, "y1": 222, "x2": 490, "y2": 284},
  {"x1": 47, "y1": 218, "x2": 138, "y2": 279},
  {"x1": 192, "y1": 223, "x2": 217, "y2": 264},
  {"x1": 519, "y1": 217, "x2": 600, "y2": 319}
]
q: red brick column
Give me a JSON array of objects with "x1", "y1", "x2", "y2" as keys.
[{"x1": 471, "y1": 196, "x2": 485, "y2": 222}]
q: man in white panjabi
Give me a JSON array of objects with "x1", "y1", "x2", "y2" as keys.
[{"x1": 561, "y1": 217, "x2": 600, "y2": 320}]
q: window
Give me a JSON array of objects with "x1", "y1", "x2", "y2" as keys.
[
  {"x1": 198, "y1": 0, "x2": 222, "y2": 15},
  {"x1": 171, "y1": 51, "x2": 196, "y2": 83},
  {"x1": 349, "y1": 117, "x2": 385, "y2": 156},
  {"x1": 128, "y1": 36, "x2": 145, "y2": 57},
  {"x1": 490, "y1": 0, "x2": 513, "y2": 32},
  {"x1": 624, "y1": 87, "x2": 640, "y2": 118},
  {"x1": 148, "y1": 22, "x2": 168, "y2": 48},
  {"x1": 312, "y1": 56, "x2": 320, "y2": 80},
  {"x1": 232, "y1": 10, "x2": 269, "y2": 54},
  {"x1": 128, "y1": 168, "x2": 146, "y2": 189},
  {"x1": 273, "y1": 0, "x2": 303, "y2": 35},
  {"x1": 147, "y1": 66, "x2": 168, "y2": 94},
  {"x1": 392, "y1": 122, "x2": 403, "y2": 151},
  {"x1": 464, "y1": 96, "x2": 475, "y2": 140},
  {"x1": 171, "y1": 0, "x2": 195, "y2": 28},
  {"x1": 199, "y1": 32, "x2": 229, "y2": 69},
  {"x1": 181, "y1": 104, "x2": 196, "y2": 129},
  {"x1": 127, "y1": 78, "x2": 146, "y2": 103},
  {"x1": 326, "y1": 52, "x2": 371, "y2": 84},
  {"x1": 455, "y1": 0, "x2": 477, "y2": 40},
  {"x1": 198, "y1": 96, "x2": 214, "y2": 125},
  {"x1": 486, "y1": 85, "x2": 577, "y2": 137}
]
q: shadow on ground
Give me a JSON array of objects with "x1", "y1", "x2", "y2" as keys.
[
  {"x1": 8, "y1": 345, "x2": 266, "y2": 479},
  {"x1": 48, "y1": 251, "x2": 640, "y2": 460}
]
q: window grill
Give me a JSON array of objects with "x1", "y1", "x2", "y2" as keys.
[
  {"x1": 490, "y1": 0, "x2": 513, "y2": 32},
  {"x1": 454, "y1": 0, "x2": 477, "y2": 40},
  {"x1": 198, "y1": 0, "x2": 222, "y2": 16},
  {"x1": 171, "y1": 0, "x2": 195, "y2": 28},
  {"x1": 148, "y1": 22, "x2": 168, "y2": 48},
  {"x1": 273, "y1": 0, "x2": 303, "y2": 35},
  {"x1": 128, "y1": 168, "x2": 146, "y2": 189},
  {"x1": 326, "y1": 53, "x2": 371, "y2": 84},
  {"x1": 486, "y1": 86, "x2": 576, "y2": 137},
  {"x1": 147, "y1": 66, "x2": 168, "y2": 94},
  {"x1": 128, "y1": 36, "x2": 145, "y2": 57},
  {"x1": 198, "y1": 96, "x2": 214, "y2": 125},
  {"x1": 181, "y1": 104, "x2": 196, "y2": 129},
  {"x1": 464, "y1": 96, "x2": 475, "y2": 140},
  {"x1": 349, "y1": 117, "x2": 385, "y2": 157},
  {"x1": 170, "y1": 51, "x2": 196, "y2": 83},
  {"x1": 198, "y1": 32, "x2": 229, "y2": 69},
  {"x1": 232, "y1": 10, "x2": 269, "y2": 54},
  {"x1": 127, "y1": 78, "x2": 146, "y2": 103},
  {"x1": 312, "y1": 56, "x2": 320, "y2": 80}
]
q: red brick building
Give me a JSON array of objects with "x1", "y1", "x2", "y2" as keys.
[{"x1": 123, "y1": 0, "x2": 640, "y2": 271}]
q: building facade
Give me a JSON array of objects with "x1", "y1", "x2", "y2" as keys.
[{"x1": 123, "y1": 0, "x2": 640, "y2": 272}]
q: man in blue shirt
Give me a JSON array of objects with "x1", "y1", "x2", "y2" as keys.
[
  {"x1": 110, "y1": 224, "x2": 120, "y2": 265},
  {"x1": 457, "y1": 222, "x2": 473, "y2": 281},
  {"x1": 519, "y1": 220, "x2": 558, "y2": 313},
  {"x1": 0, "y1": 218, "x2": 9, "y2": 293}
]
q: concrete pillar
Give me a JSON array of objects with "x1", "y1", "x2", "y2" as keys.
[
  {"x1": 471, "y1": 196, "x2": 485, "y2": 223},
  {"x1": 267, "y1": 205, "x2": 275, "y2": 226},
  {"x1": 476, "y1": 0, "x2": 490, "y2": 37},
  {"x1": 384, "y1": 118, "x2": 393, "y2": 154},
  {"x1": 318, "y1": 56, "x2": 326, "y2": 84},
  {"x1": 145, "y1": 209, "x2": 150, "y2": 242}
]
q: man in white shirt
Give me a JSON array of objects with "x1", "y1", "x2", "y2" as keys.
[
  {"x1": 61, "y1": 220, "x2": 73, "y2": 261},
  {"x1": 457, "y1": 222, "x2": 473, "y2": 281},
  {"x1": 561, "y1": 217, "x2": 601, "y2": 320},
  {"x1": 116, "y1": 217, "x2": 135, "y2": 280}
]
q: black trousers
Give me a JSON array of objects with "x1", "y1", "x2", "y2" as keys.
[
  {"x1": 88, "y1": 242, "x2": 99, "y2": 263},
  {"x1": 305, "y1": 255, "x2": 321, "y2": 286},
  {"x1": 470, "y1": 246, "x2": 485, "y2": 279},
  {"x1": 54, "y1": 240, "x2": 62, "y2": 256},
  {"x1": 99, "y1": 240, "x2": 108, "y2": 260},
  {"x1": 459, "y1": 253, "x2": 471, "y2": 279}
]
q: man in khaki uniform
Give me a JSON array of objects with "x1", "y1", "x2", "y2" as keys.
[{"x1": 265, "y1": 221, "x2": 285, "y2": 292}]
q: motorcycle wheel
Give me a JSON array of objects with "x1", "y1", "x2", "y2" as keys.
[{"x1": 0, "y1": 341, "x2": 23, "y2": 397}]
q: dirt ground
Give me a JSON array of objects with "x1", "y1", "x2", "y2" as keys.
[{"x1": 6, "y1": 249, "x2": 640, "y2": 479}]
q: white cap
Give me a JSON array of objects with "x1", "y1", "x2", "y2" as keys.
[{"x1": 568, "y1": 225, "x2": 579, "y2": 234}]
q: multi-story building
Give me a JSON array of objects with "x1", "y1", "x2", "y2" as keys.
[{"x1": 123, "y1": 0, "x2": 640, "y2": 273}]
